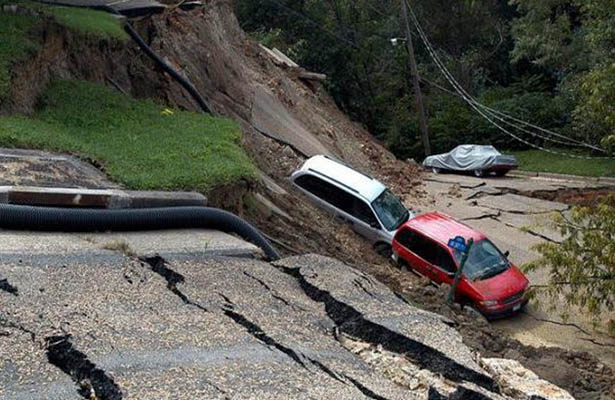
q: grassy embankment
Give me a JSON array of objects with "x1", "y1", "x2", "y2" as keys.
[
  {"x1": 0, "y1": 80, "x2": 257, "y2": 192},
  {"x1": 1, "y1": 8, "x2": 254, "y2": 192},
  {"x1": 0, "y1": 3, "x2": 126, "y2": 101},
  {"x1": 0, "y1": 11, "x2": 38, "y2": 101},
  {"x1": 510, "y1": 149, "x2": 615, "y2": 178}
]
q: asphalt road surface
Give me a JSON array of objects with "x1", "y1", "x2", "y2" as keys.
[{"x1": 0, "y1": 229, "x2": 505, "y2": 399}]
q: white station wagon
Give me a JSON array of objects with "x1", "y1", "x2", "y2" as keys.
[{"x1": 291, "y1": 155, "x2": 413, "y2": 254}]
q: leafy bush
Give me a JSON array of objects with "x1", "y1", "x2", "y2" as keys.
[{"x1": 524, "y1": 195, "x2": 615, "y2": 335}]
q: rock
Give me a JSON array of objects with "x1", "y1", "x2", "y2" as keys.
[
  {"x1": 503, "y1": 349, "x2": 522, "y2": 361},
  {"x1": 481, "y1": 358, "x2": 575, "y2": 400}
]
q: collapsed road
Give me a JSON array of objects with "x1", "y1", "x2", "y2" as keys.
[
  {"x1": 419, "y1": 171, "x2": 615, "y2": 368},
  {"x1": 0, "y1": 228, "x2": 506, "y2": 399}
]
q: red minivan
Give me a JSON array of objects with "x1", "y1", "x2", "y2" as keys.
[{"x1": 392, "y1": 212, "x2": 529, "y2": 318}]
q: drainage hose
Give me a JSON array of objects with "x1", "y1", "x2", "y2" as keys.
[
  {"x1": 0, "y1": 204, "x2": 280, "y2": 261},
  {"x1": 80, "y1": 3, "x2": 215, "y2": 115},
  {"x1": 122, "y1": 23, "x2": 215, "y2": 115}
]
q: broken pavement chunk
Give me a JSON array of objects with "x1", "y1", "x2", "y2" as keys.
[{"x1": 481, "y1": 358, "x2": 574, "y2": 400}]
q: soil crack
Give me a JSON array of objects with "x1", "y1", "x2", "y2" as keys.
[
  {"x1": 428, "y1": 386, "x2": 494, "y2": 400},
  {"x1": 501, "y1": 222, "x2": 561, "y2": 243},
  {"x1": 221, "y1": 306, "x2": 308, "y2": 368},
  {"x1": 242, "y1": 271, "x2": 302, "y2": 309},
  {"x1": 345, "y1": 375, "x2": 392, "y2": 400},
  {"x1": 0, "y1": 277, "x2": 18, "y2": 296},
  {"x1": 352, "y1": 278, "x2": 382, "y2": 302},
  {"x1": 0, "y1": 313, "x2": 36, "y2": 342},
  {"x1": 461, "y1": 212, "x2": 501, "y2": 222}
]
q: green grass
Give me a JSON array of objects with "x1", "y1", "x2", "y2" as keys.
[
  {"x1": 1, "y1": 2, "x2": 125, "y2": 100},
  {"x1": 0, "y1": 12, "x2": 39, "y2": 101},
  {"x1": 510, "y1": 149, "x2": 615, "y2": 177},
  {"x1": 0, "y1": 80, "x2": 258, "y2": 192},
  {"x1": 35, "y1": 5, "x2": 128, "y2": 40}
]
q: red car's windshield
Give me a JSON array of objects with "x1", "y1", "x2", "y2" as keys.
[{"x1": 453, "y1": 239, "x2": 509, "y2": 280}]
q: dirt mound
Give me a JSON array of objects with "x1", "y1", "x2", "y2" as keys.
[
  {"x1": 3, "y1": 0, "x2": 424, "y2": 260},
  {"x1": 4, "y1": 1, "x2": 420, "y2": 182}
]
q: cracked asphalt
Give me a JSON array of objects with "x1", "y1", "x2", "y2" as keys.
[
  {"x1": 0, "y1": 148, "x2": 118, "y2": 189},
  {"x1": 419, "y1": 171, "x2": 615, "y2": 366},
  {"x1": 0, "y1": 228, "x2": 510, "y2": 399}
]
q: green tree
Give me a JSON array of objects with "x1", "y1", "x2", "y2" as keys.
[
  {"x1": 236, "y1": 0, "x2": 517, "y2": 158},
  {"x1": 510, "y1": 0, "x2": 615, "y2": 146},
  {"x1": 524, "y1": 195, "x2": 615, "y2": 334}
]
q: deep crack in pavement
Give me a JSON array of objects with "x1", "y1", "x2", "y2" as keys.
[
  {"x1": 46, "y1": 334, "x2": 123, "y2": 400},
  {"x1": 278, "y1": 265, "x2": 499, "y2": 393},
  {"x1": 139, "y1": 255, "x2": 209, "y2": 312},
  {"x1": 0, "y1": 277, "x2": 18, "y2": 296}
]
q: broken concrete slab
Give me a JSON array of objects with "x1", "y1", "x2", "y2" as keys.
[
  {"x1": 0, "y1": 229, "x2": 261, "y2": 266},
  {"x1": 251, "y1": 85, "x2": 332, "y2": 157},
  {"x1": 274, "y1": 255, "x2": 500, "y2": 396},
  {"x1": 1, "y1": 234, "x2": 578, "y2": 400},
  {"x1": 481, "y1": 358, "x2": 574, "y2": 400},
  {"x1": 0, "y1": 186, "x2": 207, "y2": 208},
  {"x1": 82, "y1": 229, "x2": 260, "y2": 259},
  {"x1": 0, "y1": 255, "x2": 415, "y2": 399},
  {"x1": 0, "y1": 148, "x2": 116, "y2": 189}
]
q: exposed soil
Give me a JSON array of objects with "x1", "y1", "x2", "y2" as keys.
[{"x1": 508, "y1": 187, "x2": 615, "y2": 207}]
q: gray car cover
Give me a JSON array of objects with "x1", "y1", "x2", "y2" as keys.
[{"x1": 423, "y1": 145, "x2": 517, "y2": 171}]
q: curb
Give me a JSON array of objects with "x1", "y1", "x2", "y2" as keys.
[
  {"x1": 0, "y1": 186, "x2": 208, "y2": 208},
  {"x1": 508, "y1": 170, "x2": 615, "y2": 186}
]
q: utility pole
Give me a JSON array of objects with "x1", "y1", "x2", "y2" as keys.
[{"x1": 400, "y1": 0, "x2": 431, "y2": 156}]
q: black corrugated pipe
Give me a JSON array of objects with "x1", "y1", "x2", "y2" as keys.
[
  {"x1": 0, "y1": 204, "x2": 280, "y2": 261},
  {"x1": 121, "y1": 23, "x2": 216, "y2": 115}
]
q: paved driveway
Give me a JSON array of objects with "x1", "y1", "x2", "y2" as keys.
[{"x1": 419, "y1": 171, "x2": 615, "y2": 366}]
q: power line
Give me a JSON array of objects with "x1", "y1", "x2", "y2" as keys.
[
  {"x1": 405, "y1": 0, "x2": 610, "y2": 155},
  {"x1": 251, "y1": 0, "x2": 612, "y2": 158},
  {"x1": 406, "y1": 4, "x2": 583, "y2": 150},
  {"x1": 407, "y1": 3, "x2": 594, "y2": 158},
  {"x1": 397, "y1": 3, "x2": 604, "y2": 152},
  {"x1": 418, "y1": 76, "x2": 592, "y2": 148},
  {"x1": 405, "y1": 0, "x2": 614, "y2": 160}
]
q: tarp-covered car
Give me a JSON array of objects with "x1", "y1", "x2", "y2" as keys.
[{"x1": 423, "y1": 145, "x2": 518, "y2": 177}]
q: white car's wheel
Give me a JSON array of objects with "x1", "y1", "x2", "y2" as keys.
[
  {"x1": 473, "y1": 169, "x2": 485, "y2": 178},
  {"x1": 431, "y1": 167, "x2": 441, "y2": 174}
]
